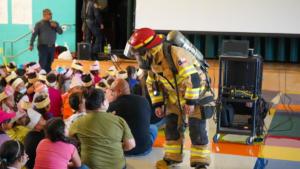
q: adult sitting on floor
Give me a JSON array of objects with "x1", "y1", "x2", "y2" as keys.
[
  {"x1": 69, "y1": 88, "x2": 135, "y2": 169},
  {"x1": 34, "y1": 118, "x2": 83, "y2": 169},
  {"x1": 0, "y1": 140, "x2": 28, "y2": 169},
  {"x1": 107, "y1": 78, "x2": 157, "y2": 156},
  {"x1": 24, "y1": 108, "x2": 47, "y2": 169}
]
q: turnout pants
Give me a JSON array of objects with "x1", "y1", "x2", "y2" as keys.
[{"x1": 163, "y1": 103, "x2": 210, "y2": 166}]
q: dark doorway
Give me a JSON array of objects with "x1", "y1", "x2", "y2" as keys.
[
  {"x1": 76, "y1": 0, "x2": 135, "y2": 52},
  {"x1": 75, "y1": 0, "x2": 84, "y2": 44}
]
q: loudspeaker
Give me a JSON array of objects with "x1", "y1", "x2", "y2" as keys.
[
  {"x1": 77, "y1": 43, "x2": 91, "y2": 60},
  {"x1": 220, "y1": 56, "x2": 263, "y2": 95},
  {"x1": 221, "y1": 40, "x2": 249, "y2": 56}
]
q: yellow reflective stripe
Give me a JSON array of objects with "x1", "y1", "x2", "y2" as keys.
[
  {"x1": 152, "y1": 98, "x2": 164, "y2": 104},
  {"x1": 179, "y1": 66, "x2": 194, "y2": 75},
  {"x1": 164, "y1": 144, "x2": 181, "y2": 154},
  {"x1": 186, "y1": 88, "x2": 200, "y2": 94},
  {"x1": 146, "y1": 77, "x2": 154, "y2": 84},
  {"x1": 133, "y1": 35, "x2": 154, "y2": 49},
  {"x1": 179, "y1": 66, "x2": 198, "y2": 77},
  {"x1": 191, "y1": 148, "x2": 210, "y2": 154},
  {"x1": 185, "y1": 88, "x2": 200, "y2": 99},
  {"x1": 165, "y1": 144, "x2": 181, "y2": 149},
  {"x1": 185, "y1": 94, "x2": 198, "y2": 99},
  {"x1": 151, "y1": 97, "x2": 164, "y2": 104},
  {"x1": 144, "y1": 35, "x2": 154, "y2": 44},
  {"x1": 133, "y1": 43, "x2": 144, "y2": 49},
  {"x1": 149, "y1": 93, "x2": 164, "y2": 104},
  {"x1": 184, "y1": 86, "x2": 206, "y2": 99},
  {"x1": 199, "y1": 85, "x2": 206, "y2": 92},
  {"x1": 190, "y1": 148, "x2": 210, "y2": 158},
  {"x1": 165, "y1": 149, "x2": 181, "y2": 154},
  {"x1": 190, "y1": 153, "x2": 209, "y2": 158}
]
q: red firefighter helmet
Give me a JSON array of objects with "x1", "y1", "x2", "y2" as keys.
[{"x1": 128, "y1": 28, "x2": 163, "y2": 50}]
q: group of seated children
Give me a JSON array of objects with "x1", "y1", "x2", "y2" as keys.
[{"x1": 0, "y1": 59, "x2": 163, "y2": 169}]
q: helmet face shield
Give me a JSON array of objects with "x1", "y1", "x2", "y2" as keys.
[
  {"x1": 125, "y1": 28, "x2": 163, "y2": 70},
  {"x1": 123, "y1": 42, "x2": 147, "y2": 58},
  {"x1": 124, "y1": 42, "x2": 151, "y2": 70},
  {"x1": 123, "y1": 42, "x2": 134, "y2": 58}
]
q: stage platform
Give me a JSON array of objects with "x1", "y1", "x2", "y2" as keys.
[{"x1": 52, "y1": 59, "x2": 300, "y2": 93}]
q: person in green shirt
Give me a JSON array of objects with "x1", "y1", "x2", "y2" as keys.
[
  {"x1": 6, "y1": 111, "x2": 30, "y2": 144},
  {"x1": 69, "y1": 88, "x2": 135, "y2": 169}
]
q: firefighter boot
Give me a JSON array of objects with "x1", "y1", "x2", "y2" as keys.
[
  {"x1": 156, "y1": 159, "x2": 182, "y2": 169},
  {"x1": 194, "y1": 163, "x2": 208, "y2": 169}
]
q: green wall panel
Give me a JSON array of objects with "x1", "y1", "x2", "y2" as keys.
[
  {"x1": 205, "y1": 35, "x2": 215, "y2": 58},
  {"x1": 1, "y1": 1, "x2": 299, "y2": 64},
  {"x1": 264, "y1": 37, "x2": 274, "y2": 61},
  {"x1": 0, "y1": 0, "x2": 76, "y2": 65},
  {"x1": 254, "y1": 37, "x2": 261, "y2": 56},
  {"x1": 277, "y1": 38, "x2": 285, "y2": 62},
  {"x1": 290, "y1": 39, "x2": 299, "y2": 63}
]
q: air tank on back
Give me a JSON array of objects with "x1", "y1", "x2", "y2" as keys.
[{"x1": 167, "y1": 30, "x2": 207, "y2": 69}]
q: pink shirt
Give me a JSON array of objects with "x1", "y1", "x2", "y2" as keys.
[
  {"x1": 93, "y1": 74, "x2": 101, "y2": 85},
  {"x1": 34, "y1": 139, "x2": 75, "y2": 169},
  {"x1": 48, "y1": 87, "x2": 62, "y2": 117}
]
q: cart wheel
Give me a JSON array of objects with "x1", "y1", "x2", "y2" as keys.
[
  {"x1": 246, "y1": 137, "x2": 254, "y2": 145},
  {"x1": 213, "y1": 134, "x2": 220, "y2": 143},
  {"x1": 254, "y1": 137, "x2": 264, "y2": 143}
]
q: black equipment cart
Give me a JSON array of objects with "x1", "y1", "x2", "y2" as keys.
[{"x1": 213, "y1": 55, "x2": 264, "y2": 144}]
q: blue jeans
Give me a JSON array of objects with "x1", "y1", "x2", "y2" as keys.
[
  {"x1": 76, "y1": 164, "x2": 89, "y2": 169},
  {"x1": 149, "y1": 124, "x2": 158, "y2": 144},
  {"x1": 38, "y1": 45, "x2": 55, "y2": 73},
  {"x1": 126, "y1": 125, "x2": 158, "y2": 157},
  {"x1": 86, "y1": 20, "x2": 102, "y2": 59},
  {"x1": 154, "y1": 117, "x2": 166, "y2": 128}
]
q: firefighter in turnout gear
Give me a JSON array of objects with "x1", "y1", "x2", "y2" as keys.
[{"x1": 125, "y1": 28, "x2": 215, "y2": 169}]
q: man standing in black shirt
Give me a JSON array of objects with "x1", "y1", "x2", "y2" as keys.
[
  {"x1": 29, "y1": 9, "x2": 63, "y2": 73},
  {"x1": 107, "y1": 78, "x2": 158, "y2": 156},
  {"x1": 82, "y1": 0, "x2": 104, "y2": 60}
]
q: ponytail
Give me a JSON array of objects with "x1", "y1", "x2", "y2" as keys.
[
  {"x1": 0, "y1": 158, "x2": 8, "y2": 169},
  {"x1": 45, "y1": 118, "x2": 75, "y2": 145},
  {"x1": 0, "y1": 140, "x2": 25, "y2": 169}
]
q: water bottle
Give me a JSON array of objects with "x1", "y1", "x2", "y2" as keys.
[
  {"x1": 104, "y1": 44, "x2": 108, "y2": 54},
  {"x1": 107, "y1": 44, "x2": 111, "y2": 54}
]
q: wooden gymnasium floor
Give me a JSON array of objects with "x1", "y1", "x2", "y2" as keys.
[
  {"x1": 52, "y1": 59, "x2": 300, "y2": 93},
  {"x1": 52, "y1": 58, "x2": 300, "y2": 169}
]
